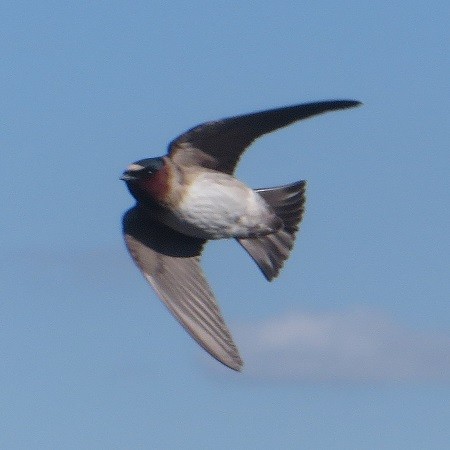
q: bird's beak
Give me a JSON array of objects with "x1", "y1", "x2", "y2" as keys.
[{"x1": 120, "y1": 172, "x2": 138, "y2": 181}]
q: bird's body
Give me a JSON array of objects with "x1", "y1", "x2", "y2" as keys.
[
  {"x1": 138, "y1": 161, "x2": 281, "y2": 240},
  {"x1": 121, "y1": 100, "x2": 361, "y2": 371}
]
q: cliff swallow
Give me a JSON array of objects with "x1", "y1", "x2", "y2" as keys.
[{"x1": 121, "y1": 100, "x2": 361, "y2": 371}]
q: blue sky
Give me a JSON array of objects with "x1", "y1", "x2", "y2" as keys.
[{"x1": 2, "y1": 1, "x2": 449, "y2": 448}]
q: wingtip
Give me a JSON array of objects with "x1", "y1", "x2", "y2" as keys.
[
  {"x1": 212, "y1": 347, "x2": 244, "y2": 371},
  {"x1": 228, "y1": 359, "x2": 244, "y2": 372},
  {"x1": 335, "y1": 99, "x2": 363, "y2": 109},
  {"x1": 219, "y1": 351, "x2": 244, "y2": 372},
  {"x1": 351, "y1": 100, "x2": 363, "y2": 107}
]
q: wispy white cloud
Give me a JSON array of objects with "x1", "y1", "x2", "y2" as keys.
[{"x1": 233, "y1": 308, "x2": 450, "y2": 382}]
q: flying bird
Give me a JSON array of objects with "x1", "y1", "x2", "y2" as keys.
[{"x1": 121, "y1": 100, "x2": 361, "y2": 371}]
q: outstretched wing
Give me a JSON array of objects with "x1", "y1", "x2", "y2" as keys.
[
  {"x1": 122, "y1": 206, "x2": 243, "y2": 371},
  {"x1": 168, "y1": 100, "x2": 361, "y2": 174}
]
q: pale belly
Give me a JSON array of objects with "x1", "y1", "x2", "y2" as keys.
[{"x1": 161, "y1": 173, "x2": 281, "y2": 239}]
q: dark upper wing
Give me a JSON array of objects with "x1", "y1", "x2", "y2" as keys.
[
  {"x1": 123, "y1": 206, "x2": 243, "y2": 371},
  {"x1": 168, "y1": 100, "x2": 361, "y2": 174}
]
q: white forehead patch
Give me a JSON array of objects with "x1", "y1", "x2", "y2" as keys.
[{"x1": 126, "y1": 163, "x2": 145, "y2": 171}]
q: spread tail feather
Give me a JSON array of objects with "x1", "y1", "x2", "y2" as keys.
[{"x1": 237, "y1": 180, "x2": 306, "y2": 281}]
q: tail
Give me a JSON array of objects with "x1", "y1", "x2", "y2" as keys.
[{"x1": 237, "y1": 180, "x2": 306, "y2": 281}]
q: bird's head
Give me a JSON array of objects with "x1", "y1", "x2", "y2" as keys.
[
  {"x1": 121, "y1": 157, "x2": 165, "y2": 182},
  {"x1": 121, "y1": 157, "x2": 169, "y2": 205}
]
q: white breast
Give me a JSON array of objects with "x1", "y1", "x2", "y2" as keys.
[{"x1": 171, "y1": 172, "x2": 279, "y2": 239}]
